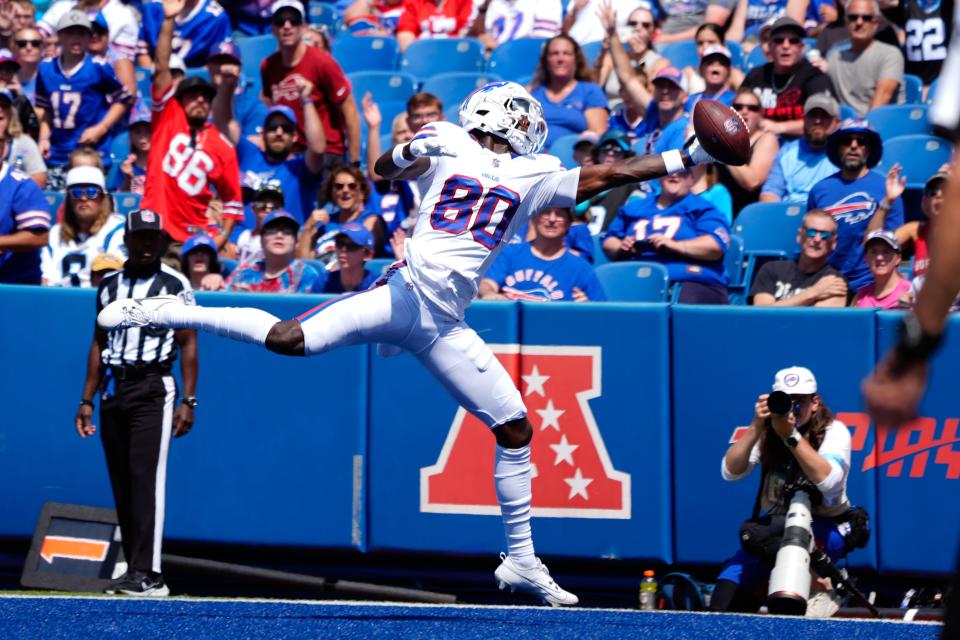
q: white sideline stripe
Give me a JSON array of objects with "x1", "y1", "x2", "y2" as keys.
[{"x1": 0, "y1": 594, "x2": 942, "y2": 624}]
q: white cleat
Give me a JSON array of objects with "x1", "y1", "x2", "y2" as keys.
[
  {"x1": 494, "y1": 552, "x2": 579, "y2": 607},
  {"x1": 97, "y1": 295, "x2": 181, "y2": 331}
]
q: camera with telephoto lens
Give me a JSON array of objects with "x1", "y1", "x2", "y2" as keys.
[
  {"x1": 766, "y1": 481, "x2": 821, "y2": 615},
  {"x1": 767, "y1": 390, "x2": 801, "y2": 417}
]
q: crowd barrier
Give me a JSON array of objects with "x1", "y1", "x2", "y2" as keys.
[{"x1": 1, "y1": 285, "x2": 957, "y2": 575}]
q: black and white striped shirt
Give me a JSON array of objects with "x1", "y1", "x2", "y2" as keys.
[{"x1": 96, "y1": 264, "x2": 194, "y2": 367}]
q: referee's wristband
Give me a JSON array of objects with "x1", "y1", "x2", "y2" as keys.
[{"x1": 80, "y1": 399, "x2": 94, "y2": 408}]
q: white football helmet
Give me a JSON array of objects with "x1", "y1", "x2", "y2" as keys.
[{"x1": 458, "y1": 81, "x2": 548, "y2": 156}]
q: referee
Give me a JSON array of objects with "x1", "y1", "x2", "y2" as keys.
[{"x1": 75, "y1": 209, "x2": 198, "y2": 597}]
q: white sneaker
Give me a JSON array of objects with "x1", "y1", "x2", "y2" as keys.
[
  {"x1": 98, "y1": 295, "x2": 181, "y2": 331},
  {"x1": 494, "y1": 552, "x2": 579, "y2": 607}
]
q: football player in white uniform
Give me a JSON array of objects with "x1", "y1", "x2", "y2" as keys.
[{"x1": 99, "y1": 81, "x2": 716, "y2": 606}]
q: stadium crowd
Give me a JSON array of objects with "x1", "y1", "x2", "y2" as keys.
[{"x1": 0, "y1": 0, "x2": 954, "y2": 308}]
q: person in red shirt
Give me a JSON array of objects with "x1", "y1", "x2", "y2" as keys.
[
  {"x1": 141, "y1": 0, "x2": 243, "y2": 261},
  {"x1": 261, "y1": 0, "x2": 361, "y2": 168},
  {"x1": 396, "y1": 0, "x2": 474, "y2": 51}
]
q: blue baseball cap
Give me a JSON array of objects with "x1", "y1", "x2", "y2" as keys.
[
  {"x1": 262, "y1": 210, "x2": 300, "y2": 232},
  {"x1": 0, "y1": 87, "x2": 13, "y2": 105},
  {"x1": 264, "y1": 105, "x2": 298, "y2": 127},
  {"x1": 180, "y1": 233, "x2": 218, "y2": 257},
  {"x1": 128, "y1": 100, "x2": 150, "y2": 126},
  {"x1": 335, "y1": 223, "x2": 374, "y2": 249},
  {"x1": 210, "y1": 39, "x2": 241, "y2": 64},
  {"x1": 0, "y1": 48, "x2": 18, "y2": 70},
  {"x1": 91, "y1": 11, "x2": 109, "y2": 33},
  {"x1": 827, "y1": 118, "x2": 882, "y2": 168},
  {"x1": 596, "y1": 130, "x2": 632, "y2": 153},
  {"x1": 652, "y1": 66, "x2": 687, "y2": 92}
]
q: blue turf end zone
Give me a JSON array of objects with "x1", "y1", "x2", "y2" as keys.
[{"x1": 0, "y1": 596, "x2": 942, "y2": 640}]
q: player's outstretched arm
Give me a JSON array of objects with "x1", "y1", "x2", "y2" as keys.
[
  {"x1": 576, "y1": 141, "x2": 709, "y2": 202},
  {"x1": 374, "y1": 127, "x2": 456, "y2": 181}
]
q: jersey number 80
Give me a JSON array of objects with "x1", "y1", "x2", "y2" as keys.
[
  {"x1": 430, "y1": 175, "x2": 521, "y2": 249},
  {"x1": 162, "y1": 133, "x2": 214, "y2": 196}
]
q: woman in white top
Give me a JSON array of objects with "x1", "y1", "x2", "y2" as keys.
[
  {"x1": 0, "y1": 87, "x2": 46, "y2": 188},
  {"x1": 41, "y1": 166, "x2": 125, "y2": 287},
  {"x1": 594, "y1": 5, "x2": 668, "y2": 102}
]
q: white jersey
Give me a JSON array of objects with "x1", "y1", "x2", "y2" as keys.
[
  {"x1": 484, "y1": 0, "x2": 562, "y2": 44},
  {"x1": 404, "y1": 121, "x2": 580, "y2": 320}
]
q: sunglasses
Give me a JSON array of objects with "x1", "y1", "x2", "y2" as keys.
[
  {"x1": 14, "y1": 39, "x2": 42, "y2": 48},
  {"x1": 334, "y1": 182, "x2": 359, "y2": 191},
  {"x1": 803, "y1": 228, "x2": 833, "y2": 240},
  {"x1": 733, "y1": 102, "x2": 761, "y2": 112},
  {"x1": 266, "y1": 122, "x2": 295, "y2": 134},
  {"x1": 272, "y1": 13, "x2": 303, "y2": 27},
  {"x1": 627, "y1": 20, "x2": 653, "y2": 29},
  {"x1": 68, "y1": 186, "x2": 103, "y2": 200},
  {"x1": 335, "y1": 241, "x2": 364, "y2": 251},
  {"x1": 252, "y1": 201, "x2": 280, "y2": 211},
  {"x1": 841, "y1": 134, "x2": 869, "y2": 146},
  {"x1": 772, "y1": 35, "x2": 803, "y2": 45},
  {"x1": 846, "y1": 13, "x2": 876, "y2": 23}
]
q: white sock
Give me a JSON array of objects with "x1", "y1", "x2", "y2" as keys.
[
  {"x1": 157, "y1": 305, "x2": 279, "y2": 347},
  {"x1": 494, "y1": 444, "x2": 537, "y2": 569}
]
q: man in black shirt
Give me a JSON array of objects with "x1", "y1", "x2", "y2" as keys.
[
  {"x1": 76, "y1": 209, "x2": 198, "y2": 597},
  {"x1": 750, "y1": 208, "x2": 848, "y2": 306},
  {"x1": 741, "y1": 17, "x2": 836, "y2": 138}
]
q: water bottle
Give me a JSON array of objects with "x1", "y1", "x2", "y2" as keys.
[
  {"x1": 639, "y1": 569, "x2": 658, "y2": 610},
  {"x1": 13, "y1": 155, "x2": 24, "y2": 172}
]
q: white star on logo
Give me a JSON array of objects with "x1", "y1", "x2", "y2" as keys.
[
  {"x1": 549, "y1": 435, "x2": 578, "y2": 466},
  {"x1": 522, "y1": 365, "x2": 549, "y2": 397},
  {"x1": 536, "y1": 400, "x2": 564, "y2": 431},
  {"x1": 564, "y1": 468, "x2": 593, "y2": 501}
]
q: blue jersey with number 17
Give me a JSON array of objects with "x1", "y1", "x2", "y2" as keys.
[
  {"x1": 139, "y1": 0, "x2": 232, "y2": 68},
  {"x1": 404, "y1": 121, "x2": 581, "y2": 320},
  {"x1": 35, "y1": 56, "x2": 128, "y2": 167}
]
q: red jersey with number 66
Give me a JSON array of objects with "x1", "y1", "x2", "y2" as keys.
[{"x1": 141, "y1": 83, "x2": 243, "y2": 242}]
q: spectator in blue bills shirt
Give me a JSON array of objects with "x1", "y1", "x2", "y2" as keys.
[
  {"x1": 603, "y1": 169, "x2": 731, "y2": 304},
  {"x1": 138, "y1": 0, "x2": 233, "y2": 69},
  {"x1": 479, "y1": 207, "x2": 606, "y2": 302},
  {"x1": 321, "y1": 223, "x2": 382, "y2": 294},
  {"x1": 35, "y1": 10, "x2": 131, "y2": 190},
  {"x1": 212, "y1": 58, "x2": 325, "y2": 225},
  {"x1": 0, "y1": 129, "x2": 52, "y2": 284},
  {"x1": 634, "y1": 67, "x2": 691, "y2": 156},
  {"x1": 807, "y1": 118, "x2": 903, "y2": 293}
]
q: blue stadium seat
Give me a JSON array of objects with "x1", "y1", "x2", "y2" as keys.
[
  {"x1": 399, "y1": 38, "x2": 485, "y2": 81},
  {"x1": 726, "y1": 41, "x2": 744, "y2": 69},
  {"x1": 733, "y1": 201, "x2": 805, "y2": 255},
  {"x1": 308, "y1": 2, "x2": 339, "y2": 29},
  {"x1": 238, "y1": 35, "x2": 275, "y2": 82},
  {"x1": 661, "y1": 40, "x2": 699, "y2": 70},
  {"x1": 334, "y1": 36, "x2": 399, "y2": 74},
  {"x1": 926, "y1": 77, "x2": 939, "y2": 105},
  {"x1": 876, "y1": 135, "x2": 954, "y2": 189},
  {"x1": 420, "y1": 73, "x2": 503, "y2": 117},
  {"x1": 547, "y1": 133, "x2": 582, "y2": 169},
  {"x1": 865, "y1": 104, "x2": 932, "y2": 139},
  {"x1": 349, "y1": 71, "x2": 417, "y2": 105},
  {"x1": 445, "y1": 103, "x2": 461, "y2": 123},
  {"x1": 366, "y1": 257, "x2": 395, "y2": 275},
  {"x1": 184, "y1": 67, "x2": 209, "y2": 81},
  {"x1": 594, "y1": 262, "x2": 670, "y2": 302},
  {"x1": 903, "y1": 73, "x2": 923, "y2": 104},
  {"x1": 592, "y1": 234, "x2": 608, "y2": 267},
  {"x1": 43, "y1": 190, "x2": 64, "y2": 215},
  {"x1": 839, "y1": 103, "x2": 858, "y2": 121},
  {"x1": 113, "y1": 192, "x2": 142, "y2": 216},
  {"x1": 371, "y1": 100, "x2": 407, "y2": 135},
  {"x1": 725, "y1": 233, "x2": 745, "y2": 287},
  {"x1": 580, "y1": 40, "x2": 604, "y2": 65},
  {"x1": 486, "y1": 38, "x2": 545, "y2": 82}
]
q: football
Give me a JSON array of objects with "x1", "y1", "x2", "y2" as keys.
[{"x1": 692, "y1": 99, "x2": 751, "y2": 166}]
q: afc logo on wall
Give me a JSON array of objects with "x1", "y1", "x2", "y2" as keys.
[{"x1": 420, "y1": 345, "x2": 631, "y2": 519}]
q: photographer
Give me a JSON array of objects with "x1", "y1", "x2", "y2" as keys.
[{"x1": 710, "y1": 366, "x2": 867, "y2": 615}]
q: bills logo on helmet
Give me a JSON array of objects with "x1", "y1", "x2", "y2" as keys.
[{"x1": 421, "y1": 345, "x2": 631, "y2": 518}]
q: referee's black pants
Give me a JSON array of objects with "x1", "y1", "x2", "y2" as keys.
[{"x1": 100, "y1": 373, "x2": 176, "y2": 575}]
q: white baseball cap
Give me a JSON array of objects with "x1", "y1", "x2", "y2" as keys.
[
  {"x1": 271, "y1": 0, "x2": 305, "y2": 18},
  {"x1": 772, "y1": 366, "x2": 817, "y2": 395},
  {"x1": 66, "y1": 166, "x2": 106, "y2": 190},
  {"x1": 169, "y1": 54, "x2": 187, "y2": 74}
]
